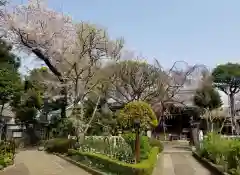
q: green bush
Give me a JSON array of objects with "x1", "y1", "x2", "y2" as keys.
[
  {"x1": 0, "y1": 141, "x2": 15, "y2": 168},
  {"x1": 45, "y1": 138, "x2": 76, "y2": 153},
  {"x1": 0, "y1": 141, "x2": 15, "y2": 155},
  {"x1": 149, "y1": 138, "x2": 163, "y2": 152},
  {"x1": 118, "y1": 101, "x2": 158, "y2": 130},
  {"x1": 122, "y1": 133, "x2": 151, "y2": 160},
  {"x1": 68, "y1": 147, "x2": 159, "y2": 175},
  {"x1": 199, "y1": 132, "x2": 240, "y2": 174},
  {"x1": 0, "y1": 153, "x2": 14, "y2": 167},
  {"x1": 199, "y1": 133, "x2": 230, "y2": 165}
]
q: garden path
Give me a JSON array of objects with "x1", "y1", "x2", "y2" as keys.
[
  {"x1": 0, "y1": 149, "x2": 91, "y2": 175},
  {"x1": 160, "y1": 141, "x2": 216, "y2": 175}
]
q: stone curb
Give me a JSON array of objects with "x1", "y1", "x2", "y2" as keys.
[
  {"x1": 54, "y1": 153, "x2": 105, "y2": 175},
  {"x1": 152, "y1": 153, "x2": 164, "y2": 175},
  {"x1": 192, "y1": 151, "x2": 229, "y2": 175}
]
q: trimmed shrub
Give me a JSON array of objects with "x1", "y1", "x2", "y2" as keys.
[
  {"x1": 68, "y1": 147, "x2": 159, "y2": 175},
  {"x1": 122, "y1": 133, "x2": 151, "y2": 160},
  {"x1": 118, "y1": 101, "x2": 158, "y2": 130},
  {"x1": 45, "y1": 138, "x2": 76, "y2": 153}
]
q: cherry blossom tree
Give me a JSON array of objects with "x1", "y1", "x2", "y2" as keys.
[{"x1": 1, "y1": 0, "x2": 124, "y2": 117}]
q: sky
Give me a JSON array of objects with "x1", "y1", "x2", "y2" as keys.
[{"x1": 12, "y1": 0, "x2": 240, "y2": 73}]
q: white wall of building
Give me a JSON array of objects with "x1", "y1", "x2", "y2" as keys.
[{"x1": 218, "y1": 90, "x2": 229, "y2": 108}]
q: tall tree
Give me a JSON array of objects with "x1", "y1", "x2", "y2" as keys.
[
  {"x1": 0, "y1": 39, "x2": 21, "y2": 116},
  {"x1": 15, "y1": 88, "x2": 42, "y2": 124},
  {"x1": 14, "y1": 86, "x2": 43, "y2": 145},
  {"x1": 212, "y1": 63, "x2": 240, "y2": 134},
  {"x1": 100, "y1": 60, "x2": 168, "y2": 106},
  {"x1": 102, "y1": 59, "x2": 206, "y2": 119},
  {"x1": 2, "y1": 0, "x2": 123, "y2": 118},
  {"x1": 194, "y1": 72, "x2": 222, "y2": 111},
  {"x1": 193, "y1": 72, "x2": 222, "y2": 131}
]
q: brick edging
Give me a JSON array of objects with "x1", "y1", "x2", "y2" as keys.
[
  {"x1": 192, "y1": 151, "x2": 229, "y2": 175},
  {"x1": 54, "y1": 153, "x2": 105, "y2": 175}
]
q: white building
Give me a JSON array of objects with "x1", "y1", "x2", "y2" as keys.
[{"x1": 0, "y1": 104, "x2": 24, "y2": 140}]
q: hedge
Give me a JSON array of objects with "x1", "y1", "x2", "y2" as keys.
[
  {"x1": 45, "y1": 138, "x2": 76, "y2": 153},
  {"x1": 68, "y1": 147, "x2": 160, "y2": 175}
]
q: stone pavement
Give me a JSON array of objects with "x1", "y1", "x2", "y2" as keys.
[
  {"x1": 0, "y1": 150, "x2": 91, "y2": 175},
  {"x1": 162, "y1": 141, "x2": 215, "y2": 175}
]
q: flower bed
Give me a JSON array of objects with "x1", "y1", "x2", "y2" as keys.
[
  {"x1": 198, "y1": 132, "x2": 240, "y2": 175},
  {"x1": 67, "y1": 147, "x2": 160, "y2": 175},
  {"x1": 45, "y1": 136, "x2": 163, "y2": 174},
  {"x1": 80, "y1": 136, "x2": 134, "y2": 163}
]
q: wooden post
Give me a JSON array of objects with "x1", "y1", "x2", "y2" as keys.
[
  {"x1": 135, "y1": 127, "x2": 140, "y2": 163},
  {"x1": 134, "y1": 119, "x2": 140, "y2": 164}
]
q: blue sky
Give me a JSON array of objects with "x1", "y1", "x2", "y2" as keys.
[{"x1": 13, "y1": 0, "x2": 240, "y2": 72}]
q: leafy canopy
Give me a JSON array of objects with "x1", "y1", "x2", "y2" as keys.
[
  {"x1": 212, "y1": 63, "x2": 240, "y2": 82},
  {"x1": 194, "y1": 86, "x2": 222, "y2": 111},
  {"x1": 14, "y1": 83, "x2": 43, "y2": 124},
  {"x1": 0, "y1": 68, "x2": 22, "y2": 102},
  {"x1": 0, "y1": 39, "x2": 22, "y2": 107},
  {"x1": 0, "y1": 40, "x2": 20, "y2": 70},
  {"x1": 212, "y1": 63, "x2": 240, "y2": 94},
  {"x1": 118, "y1": 101, "x2": 158, "y2": 130}
]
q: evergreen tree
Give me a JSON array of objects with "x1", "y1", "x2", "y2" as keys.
[{"x1": 0, "y1": 39, "x2": 22, "y2": 116}]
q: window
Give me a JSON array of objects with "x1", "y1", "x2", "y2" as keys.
[{"x1": 13, "y1": 132, "x2": 22, "y2": 138}]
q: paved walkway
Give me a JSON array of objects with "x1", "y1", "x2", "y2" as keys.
[
  {"x1": 0, "y1": 143, "x2": 216, "y2": 175},
  {"x1": 162, "y1": 141, "x2": 215, "y2": 175},
  {"x1": 0, "y1": 150, "x2": 91, "y2": 175}
]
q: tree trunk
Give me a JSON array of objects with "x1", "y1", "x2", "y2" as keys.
[
  {"x1": 60, "y1": 84, "x2": 67, "y2": 118},
  {"x1": 210, "y1": 122, "x2": 214, "y2": 132},
  {"x1": 84, "y1": 96, "x2": 101, "y2": 134},
  {"x1": 219, "y1": 117, "x2": 226, "y2": 133},
  {"x1": 31, "y1": 48, "x2": 67, "y2": 119},
  {"x1": 229, "y1": 93, "x2": 235, "y2": 135},
  {"x1": 0, "y1": 103, "x2": 4, "y2": 116}
]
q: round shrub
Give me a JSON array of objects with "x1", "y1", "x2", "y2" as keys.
[{"x1": 118, "y1": 101, "x2": 158, "y2": 130}]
